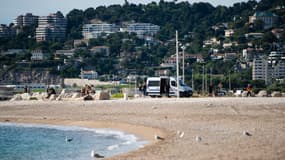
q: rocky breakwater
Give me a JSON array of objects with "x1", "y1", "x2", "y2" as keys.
[{"x1": 10, "y1": 89, "x2": 110, "y2": 101}]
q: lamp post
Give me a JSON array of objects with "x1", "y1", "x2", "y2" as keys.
[
  {"x1": 202, "y1": 64, "x2": 205, "y2": 94},
  {"x1": 192, "y1": 68, "x2": 194, "y2": 91},
  {"x1": 181, "y1": 45, "x2": 186, "y2": 82},
  {"x1": 176, "y1": 30, "x2": 180, "y2": 98}
]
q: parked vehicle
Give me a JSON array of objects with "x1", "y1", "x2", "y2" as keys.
[
  {"x1": 146, "y1": 76, "x2": 193, "y2": 97},
  {"x1": 216, "y1": 88, "x2": 227, "y2": 96}
]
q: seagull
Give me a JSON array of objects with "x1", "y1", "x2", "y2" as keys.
[
  {"x1": 91, "y1": 150, "x2": 104, "y2": 158},
  {"x1": 177, "y1": 130, "x2": 184, "y2": 138},
  {"x1": 243, "y1": 131, "x2": 252, "y2": 136},
  {"x1": 179, "y1": 132, "x2": 185, "y2": 138},
  {"x1": 154, "y1": 134, "x2": 164, "y2": 140},
  {"x1": 195, "y1": 136, "x2": 202, "y2": 142},
  {"x1": 65, "y1": 136, "x2": 73, "y2": 142}
]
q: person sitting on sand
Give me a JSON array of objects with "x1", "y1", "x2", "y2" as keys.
[{"x1": 46, "y1": 87, "x2": 56, "y2": 99}]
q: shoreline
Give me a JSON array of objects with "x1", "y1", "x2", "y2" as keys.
[
  {"x1": 0, "y1": 98, "x2": 285, "y2": 159},
  {"x1": 0, "y1": 118, "x2": 169, "y2": 159}
]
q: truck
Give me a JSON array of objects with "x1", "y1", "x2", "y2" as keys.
[{"x1": 146, "y1": 76, "x2": 193, "y2": 97}]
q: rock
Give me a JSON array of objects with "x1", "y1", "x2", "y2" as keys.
[
  {"x1": 29, "y1": 97, "x2": 38, "y2": 100},
  {"x1": 71, "y1": 93, "x2": 80, "y2": 99},
  {"x1": 242, "y1": 91, "x2": 248, "y2": 97},
  {"x1": 83, "y1": 95, "x2": 94, "y2": 101},
  {"x1": 95, "y1": 92, "x2": 110, "y2": 100},
  {"x1": 21, "y1": 93, "x2": 31, "y2": 100},
  {"x1": 271, "y1": 91, "x2": 282, "y2": 97},
  {"x1": 49, "y1": 94, "x2": 56, "y2": 101},
  {"x1": 257, "y1": 90, "x2": 268, "y2": 97},
  {"x1": 10, "y1": 94, "x2": 22, "y2": 101},
  {"x1": 123, "y1": 93, "x2": 128, "y2": 100},
  {"x1": 60, "y1": 89, "x2": 66, "y2": 95},
  {"x1": 134, "y1": 94, "x2": 140, "y2": 98},
  {"x1": 56, "y1": 95, "x2": 63, "y2": 101}
]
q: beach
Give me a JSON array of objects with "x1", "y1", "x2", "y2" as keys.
[{"x1": 0, "y1": 97, "x2": 285, "y2": 160}]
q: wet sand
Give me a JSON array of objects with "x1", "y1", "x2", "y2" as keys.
[{"x1": 0, "y1": 97, "x2": 285, "y2": 160}]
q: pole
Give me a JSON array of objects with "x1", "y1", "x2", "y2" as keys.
[
  {"x1": 176, "y1": 30, "x2": 180, "y2": 98},
  {"x1": 205, "y1": 68, "x2": 208, "y2": 93},
  {"x1": 210, "y1": 67, "x2": 213, "y2": 86},
  {"x1": 202, "y1": 64, "x2": 205, "y2": 94},
  {"x1": 229, "y1": 72, "x2": 231, "y2": 91},
  {"x1": 192, "y1": 68, "x2": 194, "y2": 91},
  {"x1": 182, "y1": 46, "x2": 185, "y2": 82}
]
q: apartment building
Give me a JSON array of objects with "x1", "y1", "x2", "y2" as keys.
[
  {"x1": 36, "y1": 11, "x2": 67, "y2": 42},
  {"x1": 14, "y1": 13, "x2": 38, "y2": 27},
  {"x1": 252, "y1": 56, "x2": 269, "y2": 81},
  {"x1": 126, "y1": 23, "x2": 160, "y2": 37},
  {"x1": 82, "y1": 23, "x2": 119, "y2": 39},
  {"x1": 253, "y1": 52, "x2": 285, "y2": 84},
  {"x1": 249, "y1": 11, "x2": 279, "y2": 29}
]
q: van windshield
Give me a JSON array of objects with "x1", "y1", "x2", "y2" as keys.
[
  {"x1": 171, "y1": 80, "x2": 187, "y2": 87},
  {"x1": 148, "y1": 81, "x2": 160, "y2": 86},
  {"x1": 179, "y1": 80, "x2": 186, "y2": 86}
]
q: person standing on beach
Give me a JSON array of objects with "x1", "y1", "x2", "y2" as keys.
[{"x1": 246, "y1": 84, "x2": 252, "y2": 97}]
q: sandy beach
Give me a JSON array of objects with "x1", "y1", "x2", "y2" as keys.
[{"x1": 0, "y1": 97, "x2": 285, "y2": 160}]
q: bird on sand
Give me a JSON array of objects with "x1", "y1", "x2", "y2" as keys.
[
  {"x1": 154, "y1": 134, "x2": 165, "y2": 140},
  {"x1": 91, "y1": 150, "x2": 104, "y2": 158},
  {"x1": 243, "y1": 131, "x2": 252, "y2": 136},
  {"x1": 177, "y1": 130, "x2": 185, "y2": 138}
]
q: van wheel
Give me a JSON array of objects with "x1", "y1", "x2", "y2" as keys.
[{"x1": 150, "y1": 95, "x2": 156, "y2": 98}]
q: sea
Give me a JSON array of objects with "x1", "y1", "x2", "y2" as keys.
[{"x1": 0, "y1": 122, "x2": 147, "y2": 160}]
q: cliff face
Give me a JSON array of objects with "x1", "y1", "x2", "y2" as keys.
[{"x1": 0, "y1": 69, "x2": 62, "y2": 84}]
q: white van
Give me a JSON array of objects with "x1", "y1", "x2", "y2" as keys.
[{"x1": 146, "y1": 76, "x2": 193, "y2": 97}]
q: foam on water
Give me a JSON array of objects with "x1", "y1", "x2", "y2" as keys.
[{"x1": 0, "y1": 122, "x2": 148, "y2": 160}]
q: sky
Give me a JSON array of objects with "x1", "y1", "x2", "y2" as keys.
[{"x1": 0, "y1": 0, "x2": 248, "y2": 25}]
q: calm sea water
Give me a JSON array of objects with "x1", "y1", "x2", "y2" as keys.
[{"x1": 0, "y1": 122, "x2": 147, "y2": 160}]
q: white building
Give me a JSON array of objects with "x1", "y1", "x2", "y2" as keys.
[
  {"x1": 36, "y1": 11, "x2": 67, "y2": 42},
  {"x1": 14, "y1": 13, "x2": 38, "y2": 27},
  {"x1": 82, "y1": 23, "x2": 119, "y2": 39},
  {"x1": 253, "y1": 56, "x2": 269, "y2": 82},
  {"x1": 79, "y1": 69, "x2": 99, "y2": 80},
  {"x1": 55, "y1": 50, "x2": 75, "y2": 58},
  {"x1": 253, "y1": 53, "x2": 285, "y2": 84},
  {"x1": 224, "y1": 29, "x2": 234, "y2": 37},
  {"x1": 31, "y1": 50, "x2": 47, "y2": 61},
  {"x1": 126, "y1": 23, "x2": 160, "y2": 38}
]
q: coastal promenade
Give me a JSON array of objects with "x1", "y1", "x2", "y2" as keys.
[{"x1": 0, "y1": 97, "x2": 285, "y2": 160}]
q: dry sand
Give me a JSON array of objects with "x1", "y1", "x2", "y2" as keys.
[{"x1": 0, "y1": 97, "x2": 285, "y2": 160}]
